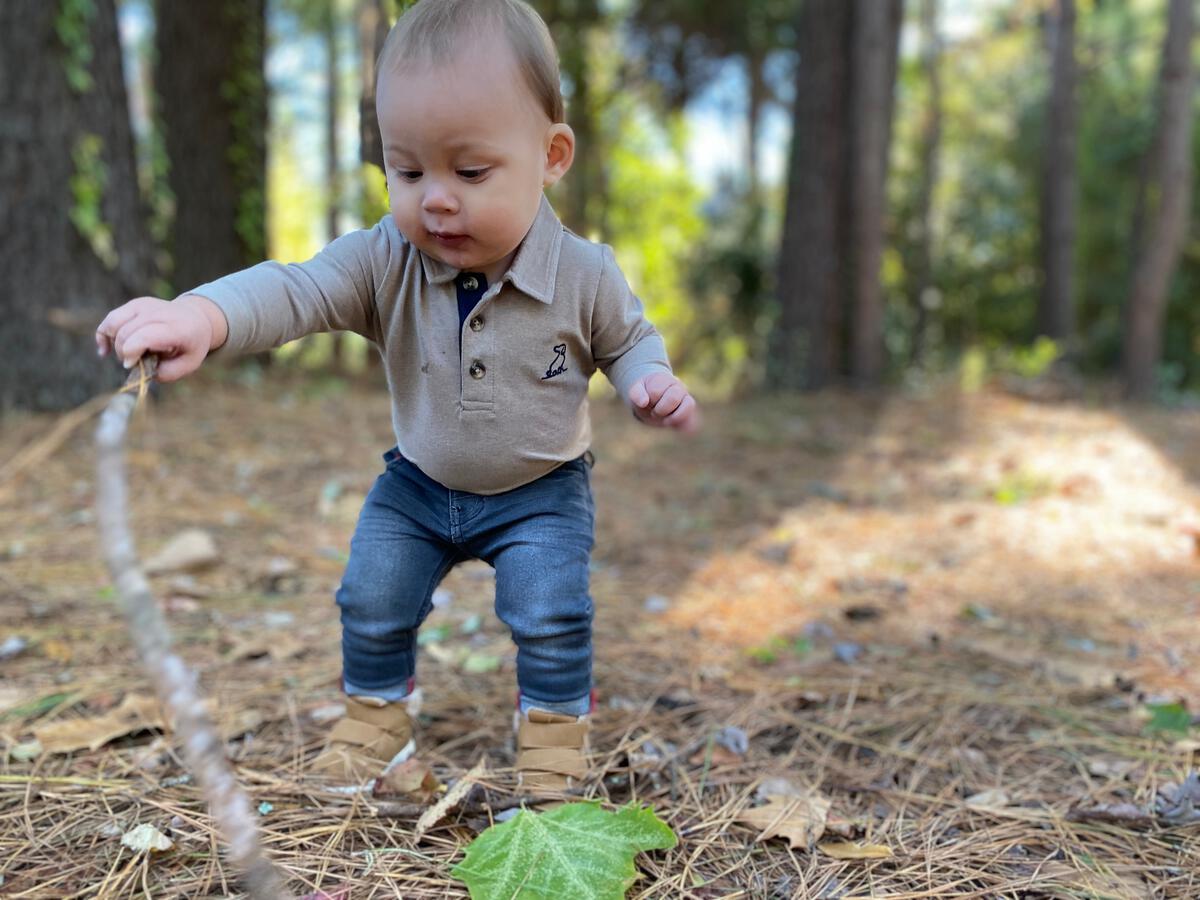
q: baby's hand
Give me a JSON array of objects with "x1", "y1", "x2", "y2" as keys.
[
  {"x1": 95, "y1": 294, "x2": 227, "y2": 382},
  {"x1": 628, "y1": 372, "x2": 700, "y2": 434}
]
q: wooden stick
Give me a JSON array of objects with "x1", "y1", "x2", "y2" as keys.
[{"x1": 95, "y1": 358, "x2": 292, "y2": 900}]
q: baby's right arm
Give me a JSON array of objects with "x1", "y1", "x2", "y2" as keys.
[{"x1": 95, "y1": 294, "x2": 229, "y2": 382}]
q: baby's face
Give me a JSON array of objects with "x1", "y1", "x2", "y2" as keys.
[{"x1": 377, "y1": 41, "x2": 570, "y2": 282}]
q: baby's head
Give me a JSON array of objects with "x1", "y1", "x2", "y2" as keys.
[{"x1": 376, "y1": 0, "x2": 574, "y2": 282}]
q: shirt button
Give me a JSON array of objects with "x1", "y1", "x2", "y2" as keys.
[
  {"x1": 469, "y1": 315, "x2": 484, "y2": 332},
  {"x1": 462, "y1": 275, "x2": 479, "y2": 291},
  {"x1": 469, "y1": 361, "x2": 486, "y2": 379}
]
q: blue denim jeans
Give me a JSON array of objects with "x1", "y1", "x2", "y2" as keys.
[{"x1": 337, "y1": 448, "x2": 595, "y2": 716}]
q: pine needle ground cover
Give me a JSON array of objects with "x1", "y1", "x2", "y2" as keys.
[{"x1": 1, "y1": 375, "x2": 1198, "y2": 897}]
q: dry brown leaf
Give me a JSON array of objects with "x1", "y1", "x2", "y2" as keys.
[
  {"x1": 1087, "y1": 758, "x2": 1140, "y2": 778},
  {"x1": 40, "y1": 639, "x2": 73, "y2": 664},
  {"x1": 373, "y1": 757, "x2": 442, "y2": 801},
  {"x1": 34, "y1": 693, "x2": 164, "y2": 754},
  {"x1": 737, "y1": 793, "x2": 831, "y2": 849},
  {"x1": 224, "y1": 634, "x2": 306, "y2": 662},
  {"x1": 0, "y1": 686, "x2": 27, "y2": 713},
  {"x1": 818, "y1": 840, "x2": 893, "y2": 860},
  {"x1": 965, "y1": 788, "x2": 1010, "y2": 809},
  {"x1": 120, "y1": 822, "x2": 174, "y2": 853},
  {"x1": 824, "y1": 816, "x2": 858, "y2": 839},
  {"x1": 219, "y1": 706, "x2": 264, "y2": 740},
  {"x1": 144, "y1": 529, "x2": 219, "y2": 574},
  {"x1": 689, "y1": 744, "x2": 743, "y2": 767},
  {"x1": 1034, "y1": 860, "x2": 1152, "y2": 896},
  {"x1": 1068, "y1": 802, "x2": 1154, "y2": 828},
  {"x1": 415, "y1": 758, "x2": 486, "y2": 837}
]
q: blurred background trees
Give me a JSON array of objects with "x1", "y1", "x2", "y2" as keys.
[{"x1": 3, "y1": 0, "x2": 1198, "y2": 411}]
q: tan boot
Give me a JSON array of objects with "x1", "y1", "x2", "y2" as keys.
[
  {"x1": 515, "y1": 708, "x2": 590, "y2": 792},
  {"x1": 312, "y1": 695, "x2": 416, "y2": 786}
]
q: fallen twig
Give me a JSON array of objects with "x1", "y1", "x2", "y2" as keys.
[{"x1": 95, "y1": 357, "x2": 292, "y2": 900}]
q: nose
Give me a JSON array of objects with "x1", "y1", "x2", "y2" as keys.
[{"x1": 421, "y1": 179, "x2": 459, "y2": 214}]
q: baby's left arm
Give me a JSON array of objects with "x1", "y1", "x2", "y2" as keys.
[{"x1": 590, "y1": 246, "x2": 700, "y2": 434}]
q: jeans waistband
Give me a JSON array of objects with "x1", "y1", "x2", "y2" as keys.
[{"x1": 383, "y1": 447, "x2": 594, "y2": 470}]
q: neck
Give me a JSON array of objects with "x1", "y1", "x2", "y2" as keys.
[{"x1": 479, "y1": 249, "x2": 517, "y2": 287}]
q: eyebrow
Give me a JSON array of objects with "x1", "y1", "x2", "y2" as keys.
[{"x1": 383, "y1": 140, "x2": 503, "y2": 156}]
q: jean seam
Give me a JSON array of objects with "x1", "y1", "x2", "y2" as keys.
[{"x1": 414, "y1": 547, "x2": 465, "y2": 633}]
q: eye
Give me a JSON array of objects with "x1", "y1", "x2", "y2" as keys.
[
  {"x1": 395, "y1": 170, "x2": 422, "y2": 182},
  {"x1": 457, "y1": 168, "x2": 488, "y2": 181}
]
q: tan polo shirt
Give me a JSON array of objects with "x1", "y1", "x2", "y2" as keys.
[{"x1": 191, "y1": 195, "x2": 672, "y2": 494}]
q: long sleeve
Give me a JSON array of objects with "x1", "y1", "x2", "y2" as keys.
[
  {"x1": 191, "y1": 223, "x2": 391, "y2": 356},
  {"x1": 590, "y1": 244, "x2": 673, "y2": 401}
]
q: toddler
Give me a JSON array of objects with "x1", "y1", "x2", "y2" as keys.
[{"x1": 96, "y1": 0, "x2": 698, "y2": 792}]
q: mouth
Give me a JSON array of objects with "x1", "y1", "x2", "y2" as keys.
[{"x1": 429, "y1": 231, "x2": 469, "y2": 249}]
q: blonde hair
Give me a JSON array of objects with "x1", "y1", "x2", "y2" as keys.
[{"x1": 378, "y1": 0, "x2": 565, "y2": 124}]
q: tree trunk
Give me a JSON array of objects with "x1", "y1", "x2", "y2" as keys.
[
  {"x1": 0, "y1": 0, "x2": 153, "y2": 411},
  {"x1": 746, "y1": 51, "x2": 766, "y2": 201},
  {"x1": 326, "y1": 1, "x2": 345, "y2": 370},
  {"x1": 358, "y1": 0, "x2": 391, "y2": 376},
  {"x1": 910, "y1": 0, "x2": 942, "y2": 367},
  {"x1": 769, "y1": 0, "x2": 851, "y2": 390},
  {"x1": 326, "y1": 3, "x2": 341, "y2": 243},
  {"x1": 559, "y1": 26, "x2": 597, "y2": 237},
  {"x1": 1122, "y1": 0, "x2": 1194, "y2": 400},
  {"x1": 1038, "y1": 0, "x2": 1078, "y2": 344},
  {"x1": 847, "y1": 0, "x2": 903, "y2": 385},
  {"x1": 358, "y1": 0, "x2": 390, "y2": 173},
  {"x1": 156, "y1": 0, "x2": 267, "y2": 295}
]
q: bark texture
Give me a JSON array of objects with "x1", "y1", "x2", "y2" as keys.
[
  {"x1": 769, "y1": 0, "x2": 851, "y2": 390},
  {"x1": 0, "y1": 0, "x2": 153, "y2": 411},
  {"x1": 849, "y1": 0, "x2": 903, "y2": 384},
  {"x1": 1122, "y1": 0, "x2": 1194, "y2": 399},
  {"x1": 358, "y1": 0, "x2": 391, "y2": 173},
  {"x1": 910, "y1": 0, "x2": 942, "y2": 366},
  {"x1": 770, "y1": 0, "x2": 903, "y2": 390},
  {"x1": 155, "y1": 0, "x2": 267, "y2": 295},
  {"x1": 1038, "y1": 0, "x2": 1078, "y2": 343}
]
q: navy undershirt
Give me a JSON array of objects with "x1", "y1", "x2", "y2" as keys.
[{"x1": 456, "y1": 272, "x2": 487, "y2": 354}]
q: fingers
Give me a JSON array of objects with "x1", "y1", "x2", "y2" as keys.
[
  {"x1": 96, "y1": 298, "x2": 169, "y2": 363},
  {"x1": 155, "y1": 352, "x2": 201, "y2": 383},
  {"x1": 652, "y1": 382, "x2": 687, "y2": 417},
  {"x1": 628, "y1": 379, "x2": 651, "y2": 409},
  {"x1": 95, "y1": 301, "x2": 147, "y2": 357},
  {"x1": 630, "y1": 372, "x2": 699, "y2": 433},
  {"x1": 119, "y1": 321, "x2": 179, "y2": 370},
  {"x1": 662, "y1": 394, "x2": 699, "y2": 433}
]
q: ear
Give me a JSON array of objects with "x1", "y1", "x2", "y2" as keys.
[{"x1": 542, "y1": 123, "x2": 575, "y2": 187}]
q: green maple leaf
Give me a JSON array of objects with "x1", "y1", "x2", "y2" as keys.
[
  {"x1": 451, "y1": 802, "x2": 677, "y2": 899},
  {"x1": 1145, "y1": 701, "x2": 1191, "y2": 736}
]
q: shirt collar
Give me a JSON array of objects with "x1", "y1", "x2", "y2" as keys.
[{"x1": 418, "y1": 194, "x2": 562, "y2": 305}]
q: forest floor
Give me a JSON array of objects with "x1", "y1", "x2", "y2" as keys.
[{"x1": 1, "y1": 370, "x2": 1199, "y2": 898}]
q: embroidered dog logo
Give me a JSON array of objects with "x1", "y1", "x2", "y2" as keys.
[{"x1": 542, "y1": 343, "x2": 568, "y2": 380}]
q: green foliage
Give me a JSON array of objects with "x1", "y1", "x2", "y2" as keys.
[
  {"x1": 747, "y1": 634, "x2": 811, "y2": 664},
  {"x1": 959, "y1": 346, "x2": 988, "y2": 393},
  {"x1": 56, "y1": 0, "x2": 96, "y2": 93},
  {"x1": 452, "y1": 802, "x2": 676, "y2": 900},
  {"x1": 604, "y1": 110, "x2": 706, "y2": 380},
  {"x1": 1004, "y1": 337, "x2": 1061, "y2": 379},
  {"x1": 888, "y1": 0, "x2": 1199, "y2": 391},
  {"x1": 681, "y1": 184, "x2": 780, "y2": 393},
  {"x1": 992, "y1": 469, "x2": 1053, "y2": 506},
  {"x1": 68, "y1": 133, "x2": 118, "y2": 270},
  {"x1": 1144, "y1": 701, "x2": 1191, "y2": 736},
  {"x1": 958, "y1": 338, "x2": 1061, "y2": 392},
  {"x1": 0, "y1": 692, "x2": 76, "y2": 724}
]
